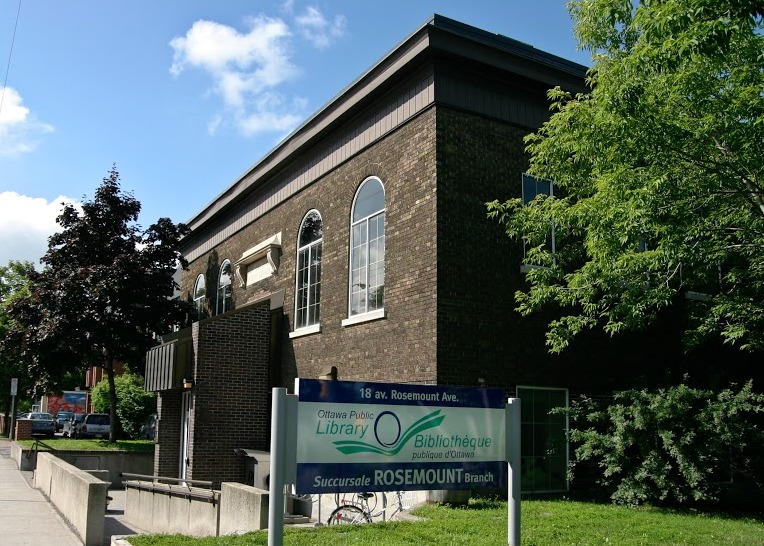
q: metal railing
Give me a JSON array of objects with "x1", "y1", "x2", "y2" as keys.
[{"x1": 121, "y1": 472, "x2": 218, "y2": 503}]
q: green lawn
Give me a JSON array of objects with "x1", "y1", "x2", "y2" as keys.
[
  {"x1": 17, "y1": 437, "x2": 155, "y2": 452},
  {"x1": 126, "y1": 497, "x2": 764, "y2": 546}
]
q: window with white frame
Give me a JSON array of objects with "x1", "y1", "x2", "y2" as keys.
[
  {"x1": 516, "y1": 386, "x2": 568, "y2": 493},
  {"x1": 294, "y1": 210, "x2": 323, "y2": 332},
  {"x1": 193, "y1": 274, "x2": 206, "y2": 318},
  {"x1": 346, "y1": 177, "x2": 385, "y2": 323},
  {"x1": 216, "y1": 260, "x2": 232, "y2": 315},
  {"x1": 521, "y1": 173, "x2": 555, "y2": 267}
]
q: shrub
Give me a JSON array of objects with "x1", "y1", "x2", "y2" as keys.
[
  {"x1": 565, "y1": 380, "x2": 764, "y2": 506},
  {"x1": 91, "y1": 372, "x2": 156, "y2": 439}
]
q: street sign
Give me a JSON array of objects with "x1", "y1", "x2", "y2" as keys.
[{"x1": 10, "y1": 378, "x2": 18, "y2": 396}]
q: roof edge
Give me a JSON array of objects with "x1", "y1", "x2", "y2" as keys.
[{"x1": 182, "y1": 14, "x2": 588, "y2": 240}]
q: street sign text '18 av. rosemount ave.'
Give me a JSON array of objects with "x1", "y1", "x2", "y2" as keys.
[{"x1": 294, "y1": 378, "x2": 507, "y2": 494}]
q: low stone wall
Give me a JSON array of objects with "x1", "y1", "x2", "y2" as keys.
[
  {"x1": 124, "y1": 480, "x2": 222, "y2": 536},
  {"x1": 124, "y1": 480, "x2": 276, "y2": 537},
  {"x1": 12, "y1": 442, "x2": 153, "y2": 485},
  {"x1": 219, "y1": 483, "x2": 269, "y2": 535},
  {"x1": 35, "y1": 452, "x2": 109, "y2": 546},
  {"x1": 56, "y1": 451, "x2": 153, "y2": 487}
]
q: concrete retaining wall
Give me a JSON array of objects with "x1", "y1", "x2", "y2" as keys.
[
  {"x1": 124, "y1": 480, "x2": 221, "y2": 537},
  {"x1": 11, "y1": 442, "x2": 152, "y2": 484},
  {"x1": 219, "y1": 483, "x2": 269, "y2": 535},
  {"x1": 55, "y1": 451, "x2": 153, "y2": 487},
  {"x1": 124, "y1": 480, "x2": 273, "y2": 537},
  {"x1": 35, "y1": 452, "x2": 109, "y2": 546}
]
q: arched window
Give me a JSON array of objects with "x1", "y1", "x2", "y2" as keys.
[
  {"x1": 348, "y1": 177, "x2": 385, "y2": 318},
  {"x1": 294, "y1": 210, "x2": 323, "y2": 330},
  {"x1": 216, "y1": 259, "x2": 232, "y2": 315},
  {"x1": 193, "y1": 274, "x2": 206, "y2": 318}
]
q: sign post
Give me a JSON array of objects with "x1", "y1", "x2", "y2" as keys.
[
  {"x1": 507, "y1": 398, "x2": 521, "y2": 546},
  {"x1": 9, "y1": 378, "x2": 18, "y2": 440},
  {"x1": 267, "y1": 388, "x2": 297, "y2": 546}
]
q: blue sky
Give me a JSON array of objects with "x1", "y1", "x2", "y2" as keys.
[{"x1": 0, "y1": 0, "x2": 590, "y2": 267}]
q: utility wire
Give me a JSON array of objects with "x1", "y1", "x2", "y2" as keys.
[{"x1": 0, "y1": 0, "x2": 22, "y2": 121}]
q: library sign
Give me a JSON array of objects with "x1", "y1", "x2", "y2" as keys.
[{"x1": 294, "y1": 378, "x2": 506, "y2": 494}]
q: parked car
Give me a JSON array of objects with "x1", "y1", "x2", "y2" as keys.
[
  {"x1": 54, "y1": 411, "x2": 74, "y2": 432},
  {"x1": 75, "y1": 413, "x2": 111, "y2": 439},
  {"x1": 23, "y1": 412, "x2": 56, "y2": 438},
  {"x1": 139, "y1": 413, "x2": 157, "y2": 440},
  {"x1": 61, "y1": 413, "x2": 85, "y2": 437}
]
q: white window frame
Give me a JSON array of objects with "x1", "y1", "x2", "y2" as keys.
[
  {"x1": 291, "y1": 210, "x2": 323, "y2": 337},
  {"x1": 216, "y1": 259, "x2": 232, "y2": 315},
  {"x1": 343, "y1": 177, "x2": 386, "y2": 327},
  {"x1": 193, "y1": 274, "x2": 206, "y2": 317}
]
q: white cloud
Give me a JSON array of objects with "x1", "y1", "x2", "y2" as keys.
[
  {"x1": 0, "y1": 192, "x2": 79, "y2": 267},
  {"x1": 294, "y1": 7, "x2": 346, "y2": 50},
  {"x1": 207, "y1": 113, "x2": 223, "y2": 136},
  {"x1": 236, "y1": 92, "x2": 307, "y2": 137},
  {"x1": 280, "y1": 0, "x2": 295, "y2": 16},
  {"x1": 170, "y1": 16, "x2": 298, "y2": 107},
  {"x1": 238, "y1": 110, "x2": 303, "y2": 137},
  {"x1": 170, "y1": 6, "x2": 346, "y2": 138},
  {"x1": 0, "y1": 86, "x2": 54, "y2": 157}
]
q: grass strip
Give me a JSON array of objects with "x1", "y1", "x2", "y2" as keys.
[{"x1": 127, "y1": 497, "x2": 764, "y2": 546}]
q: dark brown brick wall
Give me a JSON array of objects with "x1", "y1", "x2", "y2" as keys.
[
  {"x1": 155, "y1": 390, "x2": 181, "y2": 478},
  {"x1": 186, "y1": 302, "x2": 272, "y2": 486},
  {"x1": 435, "y1": 107, "x2": 530, "y2": 390},
  {"x1": 182, "y1": 108, "x2": 440, "y2": 389}
]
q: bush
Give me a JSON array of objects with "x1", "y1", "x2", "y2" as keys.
[
  {"x1": 565, "y1": 380, "x2": 764, "y2": 506},
  {"x1": 91, "y1": 372, "x2": 156, "y2": 439}
]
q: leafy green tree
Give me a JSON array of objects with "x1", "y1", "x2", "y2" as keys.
[
  {"x1": 90, "y1": 371, "x2": 156, "y2": 439},
  {"x1": 565, "y1": 381, "x2": 764, "y2": 506},
  {"x1": 488, "y1": 0, "x2": 764, "y2": 352},
  {"x1": 5, "y1": 167, "x2": 193, "y2": 440},
  {"x1": 0, "y1": 261, "x2": 35, "y2": 434}
]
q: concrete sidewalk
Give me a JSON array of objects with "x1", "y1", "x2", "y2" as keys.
[
  {"x1": 0, "y1": 437, "x2": 82, "y2": 545},
  {"x1": 0, "y1": 437, "x2": 146, "y2": 546}
]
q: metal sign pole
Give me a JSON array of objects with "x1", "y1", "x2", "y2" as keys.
[
  {"x1": 507, "y1": 398, "x2": 521, "y2": 546},
  {"x1": 268, "y1": 388, "x2": 287, "y2": 546},
  {"x1": 9, "y1": 378, "x2": 18, "y2": 439}
]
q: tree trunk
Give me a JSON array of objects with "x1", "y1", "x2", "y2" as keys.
[{"x1": 105, "y1": 354, "x2": 120, "y2": 442}]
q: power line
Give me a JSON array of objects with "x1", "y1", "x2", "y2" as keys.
[{"x1": 0, "y1": 0, "x2": 23, "y2": 120}]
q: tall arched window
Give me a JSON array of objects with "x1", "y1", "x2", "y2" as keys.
[
  {"x1": 295, "y1": 210, "x2": 323, "y2": 330},
  {"x1": 193, "y1": 274, "x2": 206, "y2": 318},
  {"x1": 348, "y1": 177, "x2": 385, "y2": 318},
  {"x1": 216, "y1": 259, "x2": 232, "y2": 315}
]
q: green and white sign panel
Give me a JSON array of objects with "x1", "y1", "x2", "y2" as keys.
[{"x1": 295, "y1": 378, "x2": 506, "y2": 494}]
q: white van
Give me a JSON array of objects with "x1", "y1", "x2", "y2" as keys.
[{"x1": 76, "y1": 413, "x2": 111, "y2": 439}]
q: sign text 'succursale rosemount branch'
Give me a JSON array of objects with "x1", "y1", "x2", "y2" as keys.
[{"x1": 294, "y1": 378, "x2": 507, "y2": 494}]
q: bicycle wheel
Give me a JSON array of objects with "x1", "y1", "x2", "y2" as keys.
[{"x1": 327, "y1": 504, "x2": 371, "y2": 525}]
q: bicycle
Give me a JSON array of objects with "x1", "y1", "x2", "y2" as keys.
[{"x1": 327, "y1": 491, "x2": 408, "y2": 525}]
